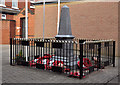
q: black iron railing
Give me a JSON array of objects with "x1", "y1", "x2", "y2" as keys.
[{"x1": 10, "y1": 38, "x2": 115, "y2": 79}]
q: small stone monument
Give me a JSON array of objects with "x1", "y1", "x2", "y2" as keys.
[
  {"x1": 55, "y1": 5, "x2": 74, "y2": 39},
  {"x1": 55, "y1": 5, "x2": 74, "y2": 58}
]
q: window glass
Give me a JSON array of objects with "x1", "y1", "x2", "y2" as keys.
[
  {"x1": 12, "y1": 0, "x2": 18, "y2": 8},
  {"x1": 0, "y1": 0, "x2": 5, "y2": 5}
]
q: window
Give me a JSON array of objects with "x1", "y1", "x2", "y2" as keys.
[
  {"x1": 30, "y1": 0, "x2": 34, "y2": 2},
  {"x1": 1, "y1": 14, "x2": 6, "y2": 20},
  {"x1": 0, "y1": 0, "x2": 5, "y2": 7},
  {"x1": 12, "y1": 0, "x2": 18, "y2": 9},
  {"x1": 30, "y1": 0, "x2": 35, "y2": 9},
  {"x1": 30, "y1": 3, "x2": 35, "y2": 9}
]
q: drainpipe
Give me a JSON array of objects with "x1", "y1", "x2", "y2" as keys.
[
  {"x1": 25, "y1": 0, "x2": 28, "y2": 62},
  {"x1": 43, "y1": 0, "x2": 45, "y2": 40},
  {"x1": 57, "y1": 0, "x2": 60, "y2": 34}
]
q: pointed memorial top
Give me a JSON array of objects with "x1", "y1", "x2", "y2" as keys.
[
  {"x1": 55, "y1": 5, "x2": 74, "y2": 39},
  {"x1": 63, "y1": 5, "x2": 69, "y2": 8}
]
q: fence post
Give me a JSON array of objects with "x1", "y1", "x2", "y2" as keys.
[
  {"x1": 98, "y1": 42, "x2": 101, "y2": 70},
  {"x1": 108, "y1": 42, "x2": 109, "y2": 65},
  {"x1": 113, "y1": 41, "x2": 115, "y2": 67},
  {"x1": 10, "y1": 38, "x2": 12, "y2": 65},
  {"x1": 79, "y1": 40, "x2": 84, "y2": 79}
]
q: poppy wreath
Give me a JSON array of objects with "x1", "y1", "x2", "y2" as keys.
[
  {"x1": 29, "y1": 60, "x2": 36, "y2": 67},
  {"x1": 53, "y1": 61, "x2": 64, "y2": 67},
  {"x1": 29, "y1": 54, "x2": 52, "y2": 68},
  {"x1": 29, "y1": 58, "x2": 42, "y2": 67},
  {"x1": 70, "y1": 71, "x2": 85, "y2": 78},
  {"x1": 37, "y1": 54, "x2": 52, "y2": 60},
  {"x1": 92, "y1": 57, "x2": 104, "y2": 69},
  {"x1": 37, "y1": 59, "x2": 52, "y2": 70},
  {"x1": 52, "y1": 61, "x2": 70, "y2": 72},
  {"x1": 43, "y1": 54, "x2": 52, "y2": 59},
  {"x1": 77, "y1": 58, "x2": 92, "y2": 70}
]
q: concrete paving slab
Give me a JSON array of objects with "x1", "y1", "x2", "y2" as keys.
[{"x1": 1, "y1": 45, "x2": 119, "y2": 83}]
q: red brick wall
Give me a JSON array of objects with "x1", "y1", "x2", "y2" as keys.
[
  {"x1": 28, "y1": 14, "x2": 35, "y2": 38},
  {"x1": 0, "y1": 13, "x2": 14, "y2": 44},
  {"x1": 18, "y1": 2, "x2": 25, "y2": 9},
  {"x1": 5, "y1": 1, "x2": 12, "y2": 8},
  {"x1": 0, "y1": 14, "x2": 1, "y2": 19},
  {"x1": 35, "y1": 2, "x2": 119, "y2": 56},
  {"x1": 5, "y1": 1, "x2": 26, "y2": 9},
  {"x1": 5, "y1": 1, "x2": 27, "y2": 9},
  {"x1": 5, "y1": 1, "x2": 34, "y2": 11},
  {"x1": 6, "y1": 14, "x2": 14, "y2": 20},
  {"x1": 0, "y1": 14, "x2": 14, "y2": 20},
  {"x1": 0, "y1": 20, "x2": 16, "y2": 44},
  {"x1": 35, "y1": 4, "x2": 58, "y2": 38},
  {"x1": 1, "y1": 0, "x2": 35, "y2": 45},
  {"x1": 0, "y1": 20, "x2": 10, "y2": 44},
  {"x1": 14, "y1": 8, "x2": 34, "y2": 38},
  {"x1": 10, "y1": 21, "x2": 16, "y2": 38}
]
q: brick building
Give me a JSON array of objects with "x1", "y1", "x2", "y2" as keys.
[
  {"x1": 0, "y1": 0, "x2": 35, "y2": 44},
  {"x1": 34, "y1": 1, "x2": 120, "y2": 57}
]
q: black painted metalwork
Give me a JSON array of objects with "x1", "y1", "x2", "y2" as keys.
[{"x1": 10, "y1": 38, "x2": 116, "y2": 79}]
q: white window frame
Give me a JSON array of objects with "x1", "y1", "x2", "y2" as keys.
[
  {"x1": 12, "y1": 0, "x2": 19, "y2": 9},
  {"x1": 30, "y1": 0, "x2": 35, "y2": 9},
  {"x1": 30, "y1": 0, "x2": 35, "y2": 3},
  {"x1": 1, "y1": 14, "x2": 6, "y2": 20},
  {"x1": 0, "y1": 0, "x2": 6, "y2": 7},
  {"x1": 30, "y1": 5, "x2": 35, "y2": 9}
]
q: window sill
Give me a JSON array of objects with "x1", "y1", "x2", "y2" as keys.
[
  {"x1": 30, "y1": 1, "x2": 35, "y2": 3},
  {"x1": 1, "y1": 18, "x2": 6, "y2": 20},
  {"x1": 0, "y1": 4, "x2": 6, "y2": 7},
  {"x1": 30, "y1": 6, "x2": 35, "y2": 9},
  {"x1": 12, "y1": 7, "x2": 19, "y2": 10}
]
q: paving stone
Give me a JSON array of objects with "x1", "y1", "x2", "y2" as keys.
[{"x1": 1, "y1": 45, "x2": 119, "y2": 83}]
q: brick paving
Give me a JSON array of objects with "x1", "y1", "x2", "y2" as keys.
[{"x1": 2, "y1": 45, "x2": 119, "y2": 83}]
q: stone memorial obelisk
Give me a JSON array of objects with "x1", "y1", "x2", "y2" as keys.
[
  {"x1": 55, "y1": 5, "x2": 74, "y2": 57},
  {"x1": 55, "y1": 5, "x2": 74, "y2": 39}
]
